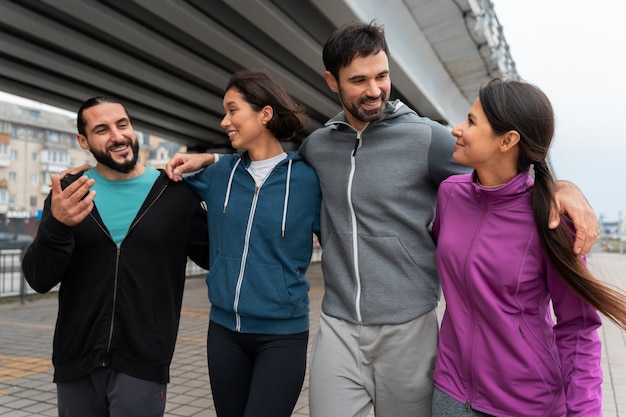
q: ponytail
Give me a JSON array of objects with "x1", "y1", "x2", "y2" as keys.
[{"x1": 532, "y1": 163, "x2": 626, "y2": 331}]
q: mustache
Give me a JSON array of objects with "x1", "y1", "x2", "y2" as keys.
[
  {"x1": 106, "y1": 139, "x2": 132, "y2": 150},
  {"x1": 359, "y1": 92, "x2": 385, "y2": 104}
]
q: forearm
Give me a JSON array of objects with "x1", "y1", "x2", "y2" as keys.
[{"x1": 22, "y1": 215, "x2": 74, "y2": 293}]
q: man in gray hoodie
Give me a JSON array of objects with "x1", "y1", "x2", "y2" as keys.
[{"x1": 298, "y1": 21, "x2": 599, "y2": 417}]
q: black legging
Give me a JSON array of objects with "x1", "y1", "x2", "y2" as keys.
[{"x1": 207, "y1": 321, "x2": 309, "y2": 417}]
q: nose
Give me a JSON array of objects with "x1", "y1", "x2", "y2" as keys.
[
  {"x1": 365, "y1": 79, "x2": 381, "y2": 98},
  {"x1": 111, "y1": 126, "x2": 125, "y2": 140},
  {"x1": 220, "y1": 114, "x2": 230, "y2": 129},
  {"x1": 451, "y1": 124, "x2": 462, "y2": 138}
]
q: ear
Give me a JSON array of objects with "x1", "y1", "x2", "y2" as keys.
[
  {"x1": 261, "y1": 105, "x2": 274, "y2": 125},
  {"x1": 499, "y1": 130, "x2": 520, "y2": 152},
  {"x1": 324, "y1": 71, "x2": 339, "y2": 93},
  {"x1": 76, "y1": 133, "x2": 89, "y2": 150}
]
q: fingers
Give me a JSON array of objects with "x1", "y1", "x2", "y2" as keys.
[
  {"x1": 551, "y1": 180, "x2": 598, "y2": 257},
  {"x1": 165, "y1": 154, "x2": 185, "y2": 181},
  {"x1": 50, "y1": 174, "x2": 62, "y2": 196},
  {"x1": 547, "y1": 201, "x2": 561, "y2": 230},
  {"x1": 50, "y1": 175, "x2": 96, "y2": 227},
  {"x1": 572, "y1": 214, "x2": 600, "y2": 257},
  {"x1": 166, "y1": 153, "x2": 216, "y2": 181}
]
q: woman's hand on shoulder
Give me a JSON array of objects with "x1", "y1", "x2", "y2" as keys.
[{"x1": 165, "y1": 153, "x2": 216, "y2": 181}]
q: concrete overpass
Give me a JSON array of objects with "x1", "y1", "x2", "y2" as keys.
[{"x1": 0, "y1": 0, "x2": 517, "y2": 151}]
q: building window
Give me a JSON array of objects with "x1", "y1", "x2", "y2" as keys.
[
  {"x1": 30, "y1": 196, "x2": 38, "y2": 207},
  {"x1": 30, "y1": 173, "x2": 39, "y2": 185},
  {"x1": 31, "y1": 152, "x2": 38, "y2": 161},
  {"x1": 8, "y1": 172, "x2": 16, "y2": 183},
  {"x1": 41, "y1": 150, "x2": 69, "y2": 164},
  {"x1": 47, "y1": 131, "x2": 60, "y2": 143},
  {"x1": 0, "y1": 143, "x2": 10, "y2": 157}
]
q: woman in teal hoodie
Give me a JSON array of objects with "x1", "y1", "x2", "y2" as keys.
[{"x1": 182, "y1": 69, "x2": 321, "y2": 417}]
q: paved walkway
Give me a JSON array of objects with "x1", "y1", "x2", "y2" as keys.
[{"x1": 0, "y1": 252, "x2": 624, "y2": 416}]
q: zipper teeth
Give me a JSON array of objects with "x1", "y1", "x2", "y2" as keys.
[
  {"x1": 106, "y1": 247, "x2": 121, "y2": 354},
  {"x1": 233, "y1": 183, "x2": 261, "y2": 332},
  {"x1": 350, "y1": 134, "x2": 362, "y2": 323}
]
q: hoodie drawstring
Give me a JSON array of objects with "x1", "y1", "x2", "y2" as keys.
[
  {"x1": 223, "y1": 159, "x2": 242, "y2": 212},
  {"x1": 223, "y1": 157, "x2": 292, "y2": 238}
]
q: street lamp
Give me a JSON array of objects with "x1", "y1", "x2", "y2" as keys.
[{"x1": 619, "y1": 211, "x2": 624, "y2": 254}]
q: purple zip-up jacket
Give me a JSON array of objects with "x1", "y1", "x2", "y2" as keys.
[{"x1": 432, "y1": 171, "x2": 602, "y2": 417}]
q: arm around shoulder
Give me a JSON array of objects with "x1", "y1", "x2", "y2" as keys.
[{"x1": 551, "y1": 180, "x2": 599, "y2": 257}]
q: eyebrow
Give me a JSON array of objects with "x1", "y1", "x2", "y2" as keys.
[{"x1": 347, "y1": 69, "x2": 389, "y2": 82}]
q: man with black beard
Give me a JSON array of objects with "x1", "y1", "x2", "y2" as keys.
[{"x1": 22, "y1": 96, "x2": 210, "y2": 417}]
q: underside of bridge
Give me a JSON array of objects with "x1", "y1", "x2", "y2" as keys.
[{"x1": 0, "y1": 0, "x2": 516, "y2": 151}]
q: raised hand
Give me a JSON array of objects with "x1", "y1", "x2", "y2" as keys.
[{"x1": 50, "y1": 174, "x2": 96, "y2": 227}]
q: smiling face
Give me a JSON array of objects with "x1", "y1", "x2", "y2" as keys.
[
  {"x1": 325, "y1": 51, "x2": 391, "y2": 131},
  {"x1": 220, "y1": 87, "x2": 267, "y2": 150},
  {"x1": 451, "y1": 98, "x2": 504, "y2": 169},
  {"x1": 77, "y1": 102, "x2": 140, "y2": 176}
]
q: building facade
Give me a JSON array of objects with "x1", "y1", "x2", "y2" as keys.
[{"x1": 0, "y1": 99, "x2": 184, "y2": 236}]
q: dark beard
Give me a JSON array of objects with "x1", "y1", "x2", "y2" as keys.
[
  {"x1": 341, "y1": 91, "x2": 387, "y2": 123},
  {"x1": 90, "y1": 140, "x2": 139, "y2": 174}
]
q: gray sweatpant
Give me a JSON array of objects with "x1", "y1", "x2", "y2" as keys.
[
  {"x1": 57, "y1": 367, "x2": 166, "y2": 417},
  {"x1": 309, "y1": 310, "x2": 438, "y2": 417}
]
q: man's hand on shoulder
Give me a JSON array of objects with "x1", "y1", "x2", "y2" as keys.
[{"x1": 549, "y1": 180, "x2": 599, "y2": 257}]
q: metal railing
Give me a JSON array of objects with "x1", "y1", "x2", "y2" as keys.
[
  {"x1": 1, "y1": 247, "x2": 321, "y2": 304},
  {"x1": 0, "y1": 247, "x2": 208, "y2": 304},
  {"x1": 0, "y1": 246, "x2": 34, "y2": 303}
]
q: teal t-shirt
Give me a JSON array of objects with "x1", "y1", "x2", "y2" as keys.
[{"x1": 86, "y1": 167, "x2": 160, "y2": 245}]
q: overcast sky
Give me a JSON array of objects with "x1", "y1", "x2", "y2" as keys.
[{"x1": 492, "y1": 0, "x2": 626, "y2": 222}]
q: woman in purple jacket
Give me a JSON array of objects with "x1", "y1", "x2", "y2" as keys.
[{"x1": 432, "y1": 78, "x2": 626, "y2": 416}]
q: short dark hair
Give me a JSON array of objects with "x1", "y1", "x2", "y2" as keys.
[
  {"x1": 323, "y1": 21, "x2": 389, "y2": 80},
  {"x1": 225, "y1": 69, "x2": 307, "y2": 140},
  {"x1": 77, "y1": 96, "x2": 130, "y2": 136}
]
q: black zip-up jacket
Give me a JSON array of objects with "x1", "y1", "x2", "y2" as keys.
[{"x1": 22, "y1": 170, "x2": 210, "y2": 383}]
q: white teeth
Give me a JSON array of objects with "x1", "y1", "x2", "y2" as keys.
[{"x1": 228, "y1": 131, "x2": 237, "y2": 137}]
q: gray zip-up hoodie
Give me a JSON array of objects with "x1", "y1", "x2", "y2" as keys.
[{"x1": 298, "y1": 99, "x2": 469, "y2": 325}]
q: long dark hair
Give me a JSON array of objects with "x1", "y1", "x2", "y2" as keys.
[
  {"x1": 225, "y1": 69, "x2": 307, "y2": 141},
  {"x1": 480, "y1": 78, "x2": 626, "y2": 330}
]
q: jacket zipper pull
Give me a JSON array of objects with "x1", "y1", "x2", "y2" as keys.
[
  {"x1": 465, "y1": 400, "x2": 472, "y2": 410},
  {"x1": 352, "y1": 137, "x2": 360, "y2": 156}
]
